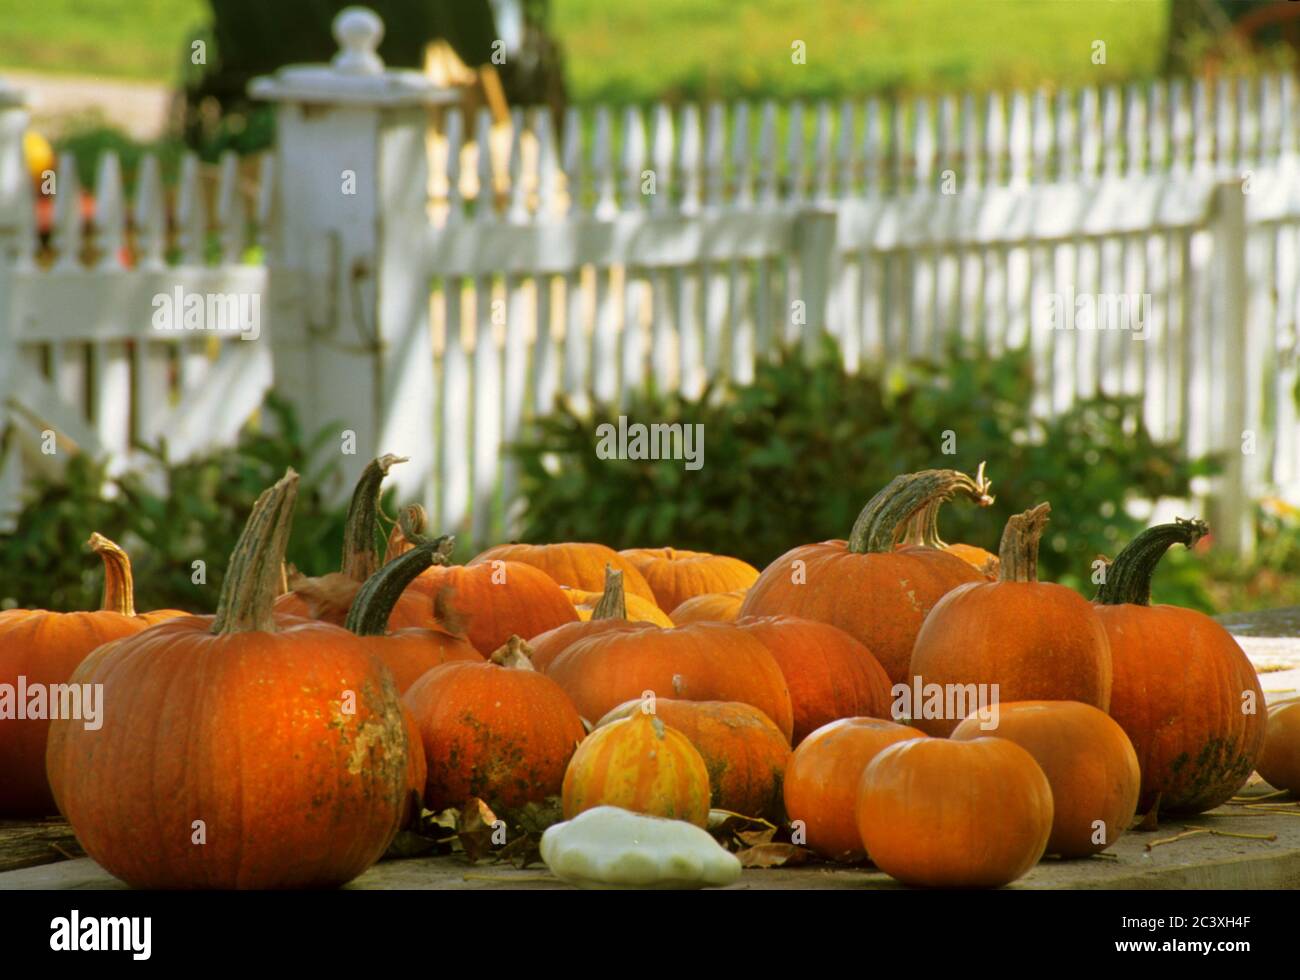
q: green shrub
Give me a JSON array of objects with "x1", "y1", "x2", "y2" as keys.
[
  {"x1": 511, "y1": 338, "x2": 1220, "y2": 606},
  {"x1": 0, "y1": 395, "x2": 361, "y2": 613}
]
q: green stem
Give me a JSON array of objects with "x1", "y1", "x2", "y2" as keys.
[
  {"x1": 340, "y1": 454, "x2": 408, "y2": 583},
  {"x1": 87, "y1": 533, "x2": 135, "y2": 616},
  {"x1": 591, "y1": 565, "x2": 627, "y2": 620},
  {"x1": 345, "y1": 533, "x2": 455, "y2": 636},
  {"x1": 212, "y1": 470, "x2": 299, "y2": 634},
  {"x1": 998, "y1": 502, "x2": 1051, "y2": 583},
  {"x1": 848, "y1": 466, "x2": 995, "y2": 554},
  {"x1": 1095, "y1": 518, "x2": 1209, "y2": 606},
  {"x1": 900, "y1": 501, "x2": 943, "y2": 549}
]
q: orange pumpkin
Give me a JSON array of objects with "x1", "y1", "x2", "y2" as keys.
[
  {"x1": 275, "y1": 454, "x2": 433, "y2": 631},
  {"x1": 402, "y1": 637, "x2": 585, "y2": 811},
  {"x1": 857, "y1": 737, "x2": 1053, "y2": 888},
  {"x1": 1095, "y1": 519, "x2": 1266, "y2": 815},
  {"x1": 952, "y1": 701, "x2": 1140, "y2": 857},
  {"x1": 0, "y1": 534, "x2": 184, "y2": 816},
  {"x1": 740, "y1": 469, "x2": 993, "y2": 685},
  {"x1": 471, "y1": 541, "x2": 657, "y2": 602},
  {"x1": 547, "y1": 621, "x2": 795, "y2": 740},
  {"x1": 620, "y1": 547, "x2": 759, "y2": 613},
  {"x1": 735, "y1": 616, "x2": 892, "y2": 744},
  {"x1": 562, "y1": 710, "x2": 711, "y2": 826},
  {"x1": 561, "y1": 564, "x2": 674, "y2": 627},
  {"x1": 908, "y1": 503, "x2": 1112, "y2": 737},
  {"x1": 1258, "y1": 700, "x2": 1300, "y2": 793},
  {"x1": 595, "y1": 697, "x2": 790, "y2": 819},
  {"x1": 783, "y1": 717, "x2": 926, "y2": 862},
  {"x1": 46, "y1": 472, "x2": 411, "y2": 888},
  {"x1": 344, "y1": 533, "x2": 483, "y2": 693},
  {"x1": 669, "y1": 590, "x2": 747, "y2": 625}
]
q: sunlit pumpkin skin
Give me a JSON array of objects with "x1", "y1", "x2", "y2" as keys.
[
  {"x1": 908, "y1": 504, "x2": 1112, "y2": 737},
  {"x1": 562, "y1": 711, "x2": 711, "y2": 826},
  {"x1": 46, "y1": 474, "x2": 410, "y2": 888},
  {"x1": 403, "y1": 638, "x2": 585, "y2": 811},
  {"x1": 1257, "y1": 700, "x2": 1300, "y2": 793},
  {"x1": 783, "y1": 717, "x2": 926, "y2": 862},
  {"x1": 858, "y1": 736, "x2": 1053, "y2": 888},
  {"x1": 595, "y1": 698, "x2": 791, "y2": 820},
  {"x1": 735, "y1": 616, "x2": 893, "y2": 744},
  {"x1": 1094, "y1": 519, "x2": 1266, "y2": 815},
  {"x1": 344, "y1": 533, "x2": 483, "y2": 693},
  {"x1": 471, "y1": 542, "x2": 657, "y2": 603},
  {"x1": 0, "y1": 534, "x2": 185, "y2": 816},
  {"x1": 275, "y1": 454, "x2": 435, "y2": 631},
  {"x1": 620, "y1": 547, "x2": 759, "y2": 614},
  {"x1": 952, "y1": 701, "x2": 1139, "y2": 857},
  {"x1": 547, "y1": 622, "x2": 795, "y2": 740},
  {"x1": 741, "y1": 470, "x2": 993, "y2": 685},
  {"x1": 563, "y1": 586, "x2": 674, "y2": 627},
  {"x1": 669, "y1": 590, "x2": 747, "y2": 625}
]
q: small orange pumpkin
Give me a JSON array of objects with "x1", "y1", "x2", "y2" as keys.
[
  {"x1": 561, "y1": 564, "x2": 674, "y2": 627},
  {"x1": 857, "y1": 737, "x2": 1053, "y2": 888},
  {"x1": 1258, "y1": 700, "x2": 1300, "y2": 794},
  {"x1": 562, "y1": 710, "x2": 711, "y2": 826},
  {"x1": 402, "y1": 637, "x2": 585, "y2": 811},
  {"x1": 669, "y1": 590, "x2": 747, "y2": 625},
  {"x1": 619, "y1": 547, "x2": 759, "y2": 613},
  {"x1": 783, "y1": 717, "x2": 926, "y2": 862},
  {"x1": 471, "y1": 541, "x2": 657, "y2": 603}
]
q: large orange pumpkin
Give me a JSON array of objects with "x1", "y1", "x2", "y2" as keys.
[
  {"x1": 388, "y1": 507, "x2": 579, "y2": 655},
  {"x1": 344, "y1": 533, "x2": 483, "y2": 693},
  {"x1": 783, "y1": 717, "x2": 926, "y2": 862},
  {"x1": 857, "y1": 736, "x2": 1053, "y2": 888},
  {"x1": 470, "y1": 542, "x2": 657, "y2": 603},
  {"x1": 908, "y1": 503, "x2": 1112, "y2": 737},
  {"x1": 562, "y1": 710, "x2": 711, "y2": 826},
  {"x1": 952, "y1": 701, "x2": 1139, "y2": 857},
  {"x1": 735, "y1": 616, "x2": 892, "y2": 744},
  {"x1": 402, "y1": 636, "x2": 585, "y2": 811},
  {"x1": 46, "y1": 472, "x2": 411, "y2": 888},
  {"x1": 740, "y1": 469, "x2": 993, "y2": 684},
  {"x1": 275, "y1": 454, "x2": 433, "y2": 631},
  {"x1": 670, "y1": 590, "x2": 747, "y2": 625},
  {"x1": 620, "y1": 547, "x2": 759, "y2": 613},
  {"x1": 0, "y1": 534, "x2": 184, "y2": 816},
  {"x1": 595, "y1": 697, "x2": 790, "y2": 819},
  {"x1": 1094, "y1": 519, "x2": 1266, "y2": 815},
  {"x1": 546, "y1": 621, "x2": 795, "y2": 740},
  {"x1": 1257, "y1": 699, "x2": 1300, "y2": 793}
]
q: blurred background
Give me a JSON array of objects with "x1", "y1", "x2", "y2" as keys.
[{"x1": 3, "y1": 0, "x2": 1300, "y2": 616}]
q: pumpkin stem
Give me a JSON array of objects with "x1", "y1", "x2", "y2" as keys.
[
  {"x1": 998, "y1": 502, "x2": 1051, "y2": 583},
  {"x1": 384, "y1": 503, "x2": 427, "y2": 561},
  {"x1": 591, "y1": 565, "x2": 628, "y2": 621},
  {"x1": 212, "y1": 470, "x2": 299, "y2": 634},
  {"x1": 345, "y1": 533, "x2": 456, "y2": 637},
  {"x1": 900, "y1": 501, "x2": 944, "y2": 549},
  {"x1": 1095, "y1": 518, "x2": 1209, "y2": 607},
  {"x1": 87, "y1": 533, "x2": 135, "y2": 616},
  {"x1": 848, "y1": 466, "x2": 995, "y2": 554},
  {"x1": 340, "y1": 454, "x2": 409, "y2": 583},
  {"x1": 489, "y1": 635, "x2": 537, "y2": 671}
]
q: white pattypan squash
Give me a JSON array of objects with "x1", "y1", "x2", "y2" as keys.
[{"x1": 540, "y1": 806, "x2": 742, "y2": 889}]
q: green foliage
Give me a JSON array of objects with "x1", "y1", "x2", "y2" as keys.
[
  {"x1": 511, "y1": 339, "x2": 1220, "y2": 605},
  {"x1": 0, "y1": 396, "x2": 359, "y2": 613}
]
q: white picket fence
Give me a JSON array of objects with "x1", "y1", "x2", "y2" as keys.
[{"x1": 2, "y1": 8, "x2": 1298, "y2": 556}]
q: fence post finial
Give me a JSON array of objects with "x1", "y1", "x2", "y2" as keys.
[{"x1": 332, "y1": 7, "x2": 385, "y2": 75}]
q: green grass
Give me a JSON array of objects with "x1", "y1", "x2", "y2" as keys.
[{"x1": 2, "y1": 0, "x2": 1170, "y2": 100}]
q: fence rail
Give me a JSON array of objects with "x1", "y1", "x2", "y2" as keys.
[{"x1": 2, "y1": 11, "x2": 1298, "y2": 558}]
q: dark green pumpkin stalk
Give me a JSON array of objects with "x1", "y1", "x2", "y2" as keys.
[{"x1": 1095, "y1": 518, "x2": 1209, "y2": 606}]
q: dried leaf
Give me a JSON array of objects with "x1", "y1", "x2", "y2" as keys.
[
  {"x1": 735, "y1": 843, "x2": 813, "y2": 868},
  {"x1": 736, "y1": 827, "x2": 777, "y2": 847},
  {"x1": 458, "y1": 798, "x2": 502, "y2": 863}
]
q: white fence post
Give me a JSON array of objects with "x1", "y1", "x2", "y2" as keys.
[
  {"x1": 1211, "y1": 179, "x2": 1254, "y2": 560},
  {"x1": 793, "y1": 208, "x2": 838, "y2": 361},
  {"x1": 249, "y1": 7, "x2": 455, "y2": 505},
  {"x1": 0, "y1": 80, "x2": 29, "y2": 523}
]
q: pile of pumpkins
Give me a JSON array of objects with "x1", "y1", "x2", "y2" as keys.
[{"x1": 2, "y1": 458, "x2": 1298, "y2": 889}]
